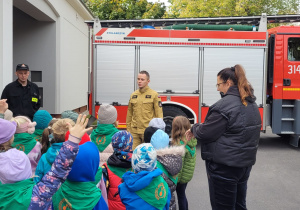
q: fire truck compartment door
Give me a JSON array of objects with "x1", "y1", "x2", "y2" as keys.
[
  {"x1": 203, "y1": 47, "x2": 265, "y2": 106},
  {"x1": 140, "y1": 46, "x2": 199, "y2": 93},
  {"x1": 96, "y1": 45, "x2": 135, "y2": 105}
]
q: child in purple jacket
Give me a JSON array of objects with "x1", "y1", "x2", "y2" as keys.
[{"x1": 0, "y1": 114, "x2": 92, "y2": 210}]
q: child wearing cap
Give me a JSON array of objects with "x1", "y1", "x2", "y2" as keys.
[
  {"x1": 102, "y1": 131, "x2": 133, "y2": 210},
  {"x1": 118, "y1": 143, "x2": 171, "y2": 210},
  {"x1": 145, "y1": 129, "x2": 185, "y2": 210},
  {"x1": 0, "y1": 114, "x2": 92, "y2": 209},
  {"x1": 32, "y1": 110, "x2": 53, "y2": 142},
  {"x1": 90, "y1": 104, "x2": 119, "y2": 166},
  {"x1": 34, "y1": 118, "x2": 74, "y2": 183},
  {"x1": 52, "y1": 142, "x2": 108, "y2": 210},
  {"x1": 11, "y1": 116, "x2": 41, "y2": 174}
]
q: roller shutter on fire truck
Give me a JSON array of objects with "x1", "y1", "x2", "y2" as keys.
[{"x1": 93, "y1": 28, "x2": 267, "y2": 134}]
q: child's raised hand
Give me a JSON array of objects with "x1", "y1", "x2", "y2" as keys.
[
  {"x1": 185, "y1": 129, "x2": 194, "y2": 141},
  {"x1": 67, "y1": 114, "x2": 93, "y2": 144},
  {"x1": 0, "y1": 99, "x2": 8, "y2": 114}
]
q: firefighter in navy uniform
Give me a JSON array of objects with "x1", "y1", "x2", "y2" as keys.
[
  {"x1": 126, "y1": 70, "x2": 163, "y2": 150},
  {"x1": 1, "y1": 64, "x2": 41, "y2": 120}
]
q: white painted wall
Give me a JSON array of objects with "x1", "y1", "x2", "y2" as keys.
[
  {"x1": 0, "y1": 0, "x2": 13, "y2": 92},
  {"x1": 48, "y1": 0, "x2": 91, "y2": 113}
]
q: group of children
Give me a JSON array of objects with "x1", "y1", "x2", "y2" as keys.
[{"x1": 0, "y1": 100, "x2": 197, "y2": 210}]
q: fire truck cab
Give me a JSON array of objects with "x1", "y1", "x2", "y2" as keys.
[{"x1": 267, "y1": 26, "x2": 300, "y2": 146}]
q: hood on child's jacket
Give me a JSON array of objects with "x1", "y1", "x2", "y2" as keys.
[
  {"x1": 67, "y1": 142, "x2": 100, "y2": 182},
  {"x1": 156, "y1": 145, "x2": 185, "y2": 176},
  {"x1": 150, "y1": 129, "x2": 169, "y2": 150},
  {"x1": 0, "y1": 148, "x2": 32, "y2": 184},
  {"x1": 46, "y1": 142, "x2": 63, "y2": 165},
  {"x1": 122, "y1": 168, "x2": 163, "y2": 192}
]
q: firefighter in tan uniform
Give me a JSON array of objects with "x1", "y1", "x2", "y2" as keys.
[{"x1": 126, "y1": 71, "x2": 163, "y2": 149}]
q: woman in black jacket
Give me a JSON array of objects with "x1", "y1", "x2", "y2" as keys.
[{"x1": 186, "y1": 64, "x2": 261, "y2": 210}]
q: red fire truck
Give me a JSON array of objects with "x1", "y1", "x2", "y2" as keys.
[{"x1": 86, "y1": 14, "x2": 300, "y2": 147}]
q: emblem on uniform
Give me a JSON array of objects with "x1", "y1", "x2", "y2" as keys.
[
  {"x1": 158, "y1": 101, "x2": 162, "y2": 107},
  {"x1": 59, "y1": 198, "x2": 72, "y2": 210},
  {"x1": 146, "y1": 95, "x2": 152, "y2": 98},
  {"x1": 96, "y1": 135, "x2": 106, "y2": 145},
  {"x1": 32, "y1": 97, "x2": 38, "y2": 103},
  {"x1": 15, "y1": 144, "x2": 25, "y2": 152},
  {"x1": 132, "y1": 95, "x2": 138, "y2": 99},
  {"x1": 155, "y1": 183, "x2": 167, "y2": 200}
]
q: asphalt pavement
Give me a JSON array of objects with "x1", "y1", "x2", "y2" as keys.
[{"x1": 186, "y1": 128, "x2": 300, "y2": 210}]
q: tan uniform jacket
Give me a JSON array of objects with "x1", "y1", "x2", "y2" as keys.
[{"x1": 126, "y1": 86, "x2": 163, "y2": 134}]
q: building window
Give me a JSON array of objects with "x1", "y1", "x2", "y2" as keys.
[{"x1": 31, "y1": 71, "x2": 42, "y2": 82}]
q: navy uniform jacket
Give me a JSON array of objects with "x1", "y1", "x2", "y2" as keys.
[{"x1": 1, "y1": 80, "x2": 41, "y2": 120}]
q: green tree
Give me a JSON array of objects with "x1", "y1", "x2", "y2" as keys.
[
  {"x1": 165, "y1": 0, "x2": 299, "y2": 18},
  {"x1": 86, "y1": 0, "x2": 166, "y2": 20}
]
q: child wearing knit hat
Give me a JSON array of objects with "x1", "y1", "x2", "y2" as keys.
[
  {"x1": 61, "y1": 110, "x2": 79, "y2": 123},
  {"x1": 32, "y1": 110, "x2": 53, "y2": 142},
  {"x1": 34, "y1": 118, "x2": 75, "y2": 183},
  {"x1": 118, "y1": 143, "x2": 171, "y2": 210},
  {"x1": 0, "y1": 114, "x2": 93, "y2": 209},
  {"x1": 148, "y1": 129, "x2": 186, "y2": 210},
  {"x1": 4, "y1": 109, "x2": 13, "y2": 121},
  {"x1": 90, "y1": 104, "x2": 119, "y2": 166},
  {"x1": 0, "y1": 118, "x2": 31, "y2": 184},
  {"x1": 149, "y1": 118, "x2": 166, "y2": 131},
  {"x1": 11, "y1": 116, "x2": 41, "y2": 174},
  {"x1": 102, "y1": 131, "x2": 133, "y2": 210}
]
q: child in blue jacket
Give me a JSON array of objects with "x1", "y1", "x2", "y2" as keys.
[{"x1": 118, "y1": 143, "x2": 171, "y2": 210}]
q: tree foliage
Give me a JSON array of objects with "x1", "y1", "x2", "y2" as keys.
[
  {"x1": 165, "y1": 0, "x2": 299, "y2": 18},
  {"x1": 86, "y1": 0, "x2": 166, "y2": 20}
]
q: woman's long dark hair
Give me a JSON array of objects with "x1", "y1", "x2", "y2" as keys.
[{"x1": 217, "y1": 64, "x2": 254, "y2": 106}]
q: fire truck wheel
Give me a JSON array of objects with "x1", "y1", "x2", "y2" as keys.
[{"x1": 163, "y1": 106, "x2": 187, "y2": 136}]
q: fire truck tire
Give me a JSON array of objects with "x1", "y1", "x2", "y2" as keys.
[{"x1": 163, "y1": 106, "x2": 187, "y2": 136}]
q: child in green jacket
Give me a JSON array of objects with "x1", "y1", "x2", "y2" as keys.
[{"x1": 171, "y1": 116, "x2": 197, "y2": 210}]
